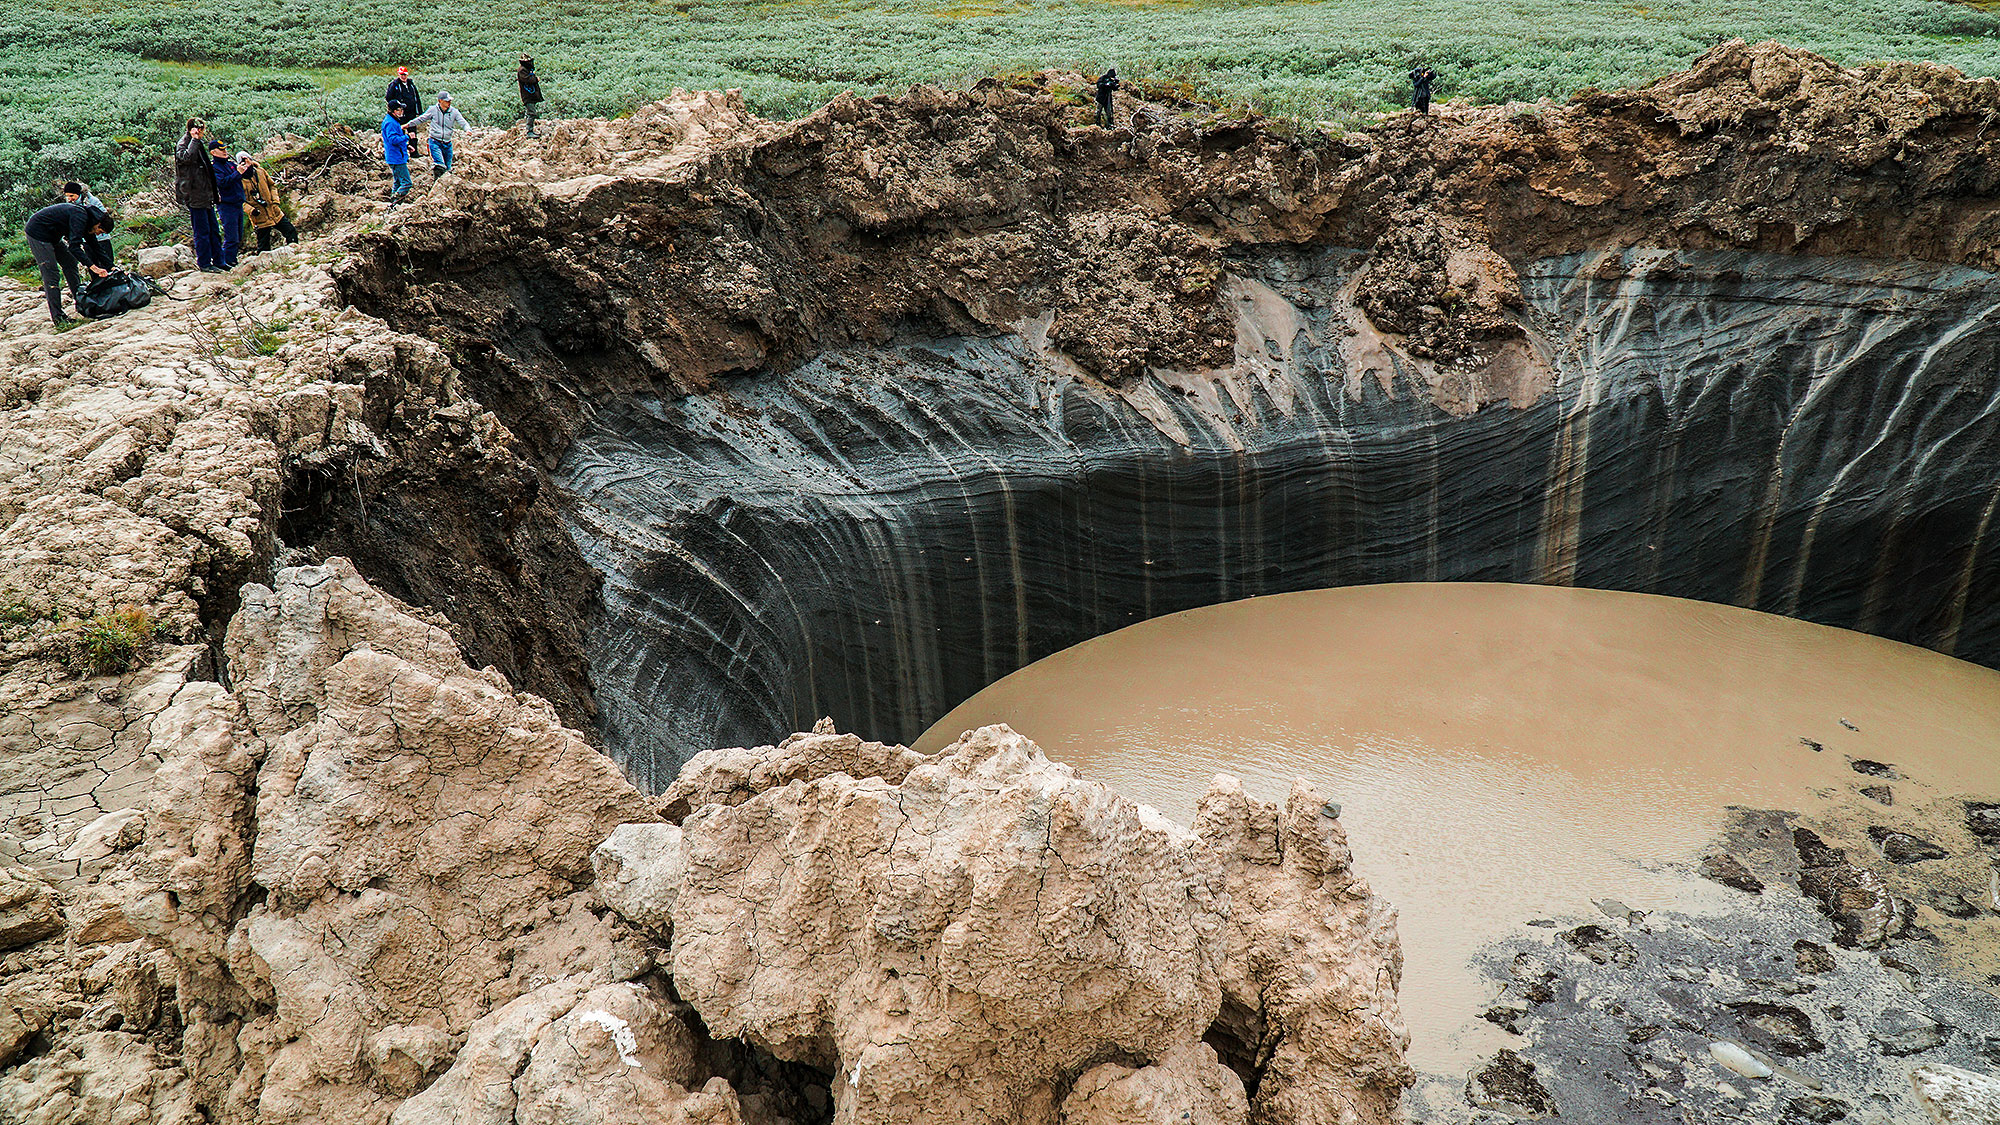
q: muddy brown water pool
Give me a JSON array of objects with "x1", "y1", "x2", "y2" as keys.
[{"x1": 914, "y1": 582, "x2": 2000, "y2": 1074}]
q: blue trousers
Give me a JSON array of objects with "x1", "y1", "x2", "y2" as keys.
[
  {"x1": 218, "y1": 206, "x2": 242, "y2": 267},
  {"x1": 428, "y1": 138, "x2": 453, "y2": 173},
  {"x1": 188, "y1": 207, "x2": 222, "y2": 269},
  {"x1": 388, "y1": 161, "x2": 412, "y2": 198}
]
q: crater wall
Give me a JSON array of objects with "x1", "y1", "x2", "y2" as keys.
[{"x1": 560, "y1": 248, "x2": 2000, "y2": 787}]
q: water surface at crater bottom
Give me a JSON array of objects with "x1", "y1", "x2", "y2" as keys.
[{"x1": 914, "y1": 582, "x2": 2000, "y2": 1073}]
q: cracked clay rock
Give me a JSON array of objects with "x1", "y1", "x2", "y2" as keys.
[
  {"x1": 127, "y1": 558, "x2": 656, "y2": 1123},
  {"x1": 617, "y1": 723, "x2": 1410, "y2": 1125},
  {"x1": 667, "y1": 724, "x2": 1228, "y2": 1124}
]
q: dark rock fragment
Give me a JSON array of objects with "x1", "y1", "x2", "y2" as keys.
[
  {"x1": 1627, "y1": 1025, "x2": 1661, "y2": 1043},
  {"x1": 1482, "y1": 1005, "x2": 1524, "y2": 1034},
  {"x1": 1700, "y1": 853, "x2": 1765, "y2": 893},
  {"x1": 1848, "y1": 759, "x2": 1899, "y2": 779},
  {"x1": 1794, "y1": 828, "x2": 1901, "y2": 949},
  {"x1": 1868, "y1": 826, "x2": 1947, "y2": 864},
  {"x1": 1967, "y1": 802, "x2": 2000, "y2": 847},
  {"x1": 1935, "y1": 892, "x2": 1980, "y2": 919},
  {"x1": 1560, "y1": 924, "x2": 1636, "y2": 966},
  {"x1": 1729, "y1": 1000, "x2": 1824, "y2": 1056},
  {"x1": 1799, "y1": 737, "x2": 1824, "y2": 752},
  {"x1": 1785, "y1": 1094, "x2": 1850, "y2": 1122},
  {"x1": 1794, "y1": 939, "x2": 1835, "y2": 974},
  {"x1": 1858, "y1": 785, "x2": 1892, "y2": 805},
  {"x1": 1467, "y1": 1049, "x2": 1555, "y2": 1118},
  {"x1": 1870, "y1": 1007, "x2": 1947, "y2": 1056}
]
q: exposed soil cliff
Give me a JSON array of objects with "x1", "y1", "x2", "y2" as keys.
[
  {"x1": 311, "y1": 40, "x2": 2000, "y2": 758},
  {"x1": 3, "y1": 37, "x2": 2000, "y2": 1125}
]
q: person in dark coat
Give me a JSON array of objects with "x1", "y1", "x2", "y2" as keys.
[
  {"x1": 173, "y1": 118, "x2": 224, "y2": 271},
  {"x1": 22, "y1": 201, "x2": 112, "y2": 325},
  {"x1": 209, "y1": 138, "x2": 246, "y2": 268},
  {"x1": 1093, "y1": 67, "x2": 1120, "y2": 127},
  {"x1": 387, "y1": 67, "x2": 422, "y2": 122},
  {"x1": 1410, "y1": 65, "x2": 1437, "y2": 114},
  {"x1": 517, "y1": 54, "x2": 544, "y2": 138}
]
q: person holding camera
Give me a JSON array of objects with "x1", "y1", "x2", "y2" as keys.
[{"x1": 174, "y1": 118, "x2": 225, "y2": 271}]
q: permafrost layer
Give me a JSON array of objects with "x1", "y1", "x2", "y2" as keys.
[{"x1": 563, "y1": 247, "x2": 2000, "y2": 782}]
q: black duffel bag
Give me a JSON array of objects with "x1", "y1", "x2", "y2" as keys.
[{"x1": 77, "y1": 270, "x2": 152, "y2": 319}]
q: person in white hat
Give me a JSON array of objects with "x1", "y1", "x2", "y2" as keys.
[{"x1": 405, "y1": 92, "x2": 471, "y2": 176}]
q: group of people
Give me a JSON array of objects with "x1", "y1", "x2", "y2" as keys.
[
  {"x1": 172, "y1": 118, "x2": 299, "y2": 274},
  {"x1": 378, "y1": 56, "x2": 543, "y2": 203}
]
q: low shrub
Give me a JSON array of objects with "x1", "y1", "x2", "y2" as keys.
[{"x1": 64, "y1": 608, "x2": 160, "y2": 677}]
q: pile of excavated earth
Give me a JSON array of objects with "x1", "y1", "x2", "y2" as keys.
[{"x1": 1, "y1": 39, "x2": 1998, "y2": 1124}]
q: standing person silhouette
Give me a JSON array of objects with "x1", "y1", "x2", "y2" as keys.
[
  {"x1": 173, "y1": 119, "x2": 224, "y2": 272},
  {"x1": 518, "y1": 54, "x2": 544, "y2": 139},
  {"x1": 1093, "y1": 67, "x2": 1121, "y2": 127},
  {"x1": 1410, "y1": 64, "x2": 1438, "y2": 115},
  {"x1": 406, "y1": 93, "x2": 471, "y2": 177},
  {"x1": 387, "y1": 67, "x2": 422, "y2": 122}
]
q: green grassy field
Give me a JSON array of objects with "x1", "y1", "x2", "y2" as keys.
[{"x1": 6, "y1": 0, "x2": 2000, "y2": 272}]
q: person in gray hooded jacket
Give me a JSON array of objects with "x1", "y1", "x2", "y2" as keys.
[{"x1": 405, "y1": 93, "x2": 471, "y2": 176}]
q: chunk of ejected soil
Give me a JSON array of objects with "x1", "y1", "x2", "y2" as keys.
[
  {"x1": 1700, "y1": 853, "x2": 1766, "y2": 893},
  {"x1": 1868, "y1": 826, "x2": 1948, "y2": 864}
]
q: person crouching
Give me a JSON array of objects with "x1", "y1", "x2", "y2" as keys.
[
  {"x1": 62, "y1": 182, "x2": 115, "y2": 270},
  {"x1": 238, "y1": 151, "x2": 298, "y2": 252},
  {"x1": 22, "y1": 200, "x2": 112, "y2": 325}
]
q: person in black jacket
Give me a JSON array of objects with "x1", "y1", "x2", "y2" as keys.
[
  {"x1": 387, "y1": 67, "x2": 422, "y2": 122},
  {"x1": 1093, "y1": 67, "x2": 1120, "y2": 127},
  {"x1": 1410, "y1": 65, "x2": 1437, "y2": 115},
  {"x1": 63, "y1": 182, "x2": 116, "y2": 270},
  {"x1": 23, "y1": 202, "x2": 112, "y2": 325},
  {"x1": 518, "y1": 54, "x2": 544, "y2": 138},
  {"x1": 173, "y1": 118, "x2": 224, "y2": 271}
]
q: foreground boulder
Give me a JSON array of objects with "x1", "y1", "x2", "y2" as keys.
[
  {"x1": 667, "y1": 725, "x2": 1230, "y2": 1124},
  {"x1": 615, "y1": 726, "x2": 1410, "y2": 1125}
]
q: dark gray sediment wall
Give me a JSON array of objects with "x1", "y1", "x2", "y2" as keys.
[{"x1": 554, "y1": 247, "x2": 2000, "y2": 788}]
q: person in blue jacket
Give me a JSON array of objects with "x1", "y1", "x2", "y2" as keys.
[
  {"x1": 382, "y1": 102, "x2": 413, "y2": 204},
  {"x1": 208, "y1": 138, "x2": 245, "y2": 267}
]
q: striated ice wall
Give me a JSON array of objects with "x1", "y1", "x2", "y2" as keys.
[{"x1": 558, "y1": 248, "x2": 2000, "y2": 788}]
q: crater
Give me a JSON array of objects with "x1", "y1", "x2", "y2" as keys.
[{"x1": 549, "y1": 246, "x2": 2000, "y2": 786}]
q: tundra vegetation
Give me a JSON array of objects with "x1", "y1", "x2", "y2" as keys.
[{"x1": 4, "y1": 0, "x2": 2000, "y2": 266}]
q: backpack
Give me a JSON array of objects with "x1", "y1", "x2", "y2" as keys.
[{"x1": 77, "y1": 270, "x2": 152, "y2": 319}]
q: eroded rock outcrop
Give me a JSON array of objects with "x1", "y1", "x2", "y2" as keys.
[
  {"x1": 594, "y1": 725, "x2": 1409, "y2": 1125},
  {"x1": 667, "y1": 725, "x2": 1230, "y2": 1124}
]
